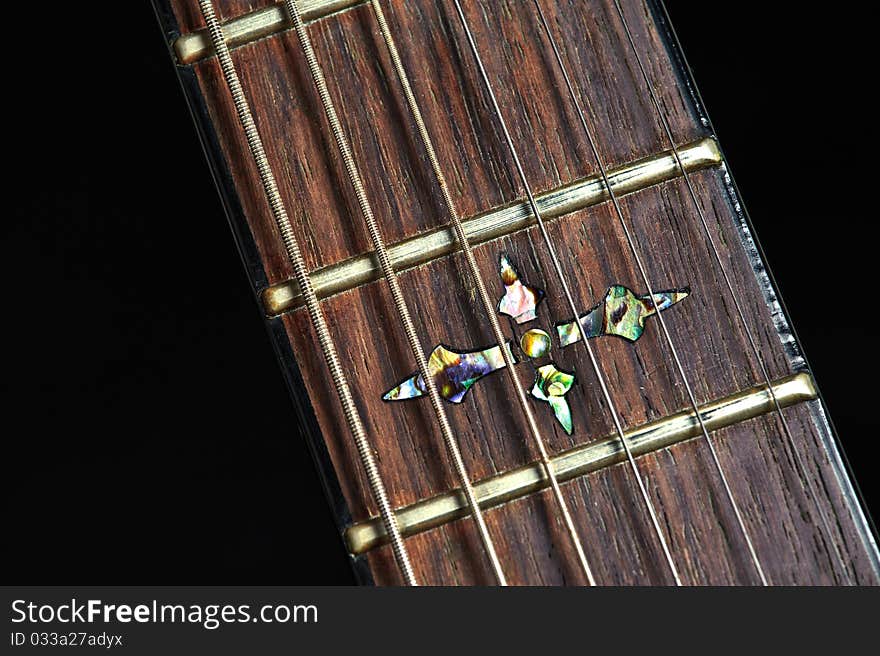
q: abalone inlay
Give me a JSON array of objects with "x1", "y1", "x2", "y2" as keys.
[
  {"x1": 530, "y1": 364, "x2": 576, "y2": 434},
  {"x1": 383, "y1": 342, "x2": 515, "y2": 404},
  {"x1": 498, "y1": 254, "x2": 544, "y2": 324},
  {"x1": 520, "y1": 328, "x2": 551, "y2": 359},
  {"x1": 383, "y1": 255, "x2": 690, "y2": 436},
  {"x1": 556, "y1": 285, "x2": 689, "y2": 346}
]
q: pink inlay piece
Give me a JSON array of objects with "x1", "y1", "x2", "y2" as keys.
[{"x1": 497, "y1": 254, "x2": 544, "y2": 324}]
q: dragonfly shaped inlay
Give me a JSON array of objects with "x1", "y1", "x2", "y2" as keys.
[{"x1": 383, "y1": 255, "x2": 689, "y2": 434}]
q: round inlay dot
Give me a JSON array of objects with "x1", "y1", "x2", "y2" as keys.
[{"x1": 520, "y1": 328, "x2": 551, "y2": 359}]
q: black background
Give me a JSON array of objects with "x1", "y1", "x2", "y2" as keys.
[{"x1": 4, "y1": 2, "x2": 877, "y2": 583}]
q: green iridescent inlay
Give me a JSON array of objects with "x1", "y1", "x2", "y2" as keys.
[
  {"x1": 520, "y1": 328, "x2": 551, "y2": 359},
  {"x1": 530, "y1": 363, "x2": 576, "y2": 434},
  {"x1": 383, "y1": 342, "x2": 514, "y2": 404},
  {"x1": 556, "y1": 285, "x2": 689, "y2": 346}
]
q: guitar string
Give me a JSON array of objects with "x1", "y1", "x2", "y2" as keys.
[
  {"x1": 196, "y1": 0, "x2": 418, "y2": 585},
  {"x1": 369, "y1": 0, "x2": 596, "y2": 585},
  {"x1": 529, "y1": 0, "x2": 768, "y2": 584},
  {"x1": 608, "y1": 0, "x2": 852, "y2": 583},
  {"x1": 283, "y1": 0, "x2": 509, "y2": 585},
  {"x1": 447, "y1": 0, "x2": 681, "y2": 584}
]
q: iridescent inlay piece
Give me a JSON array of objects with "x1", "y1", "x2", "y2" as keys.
[
  {"x1": 556, "y1": 285, "x2": 689, "y2": 346},
  {"x1": 498, "y1": 254, "x2": 544, "y2": 324},
  {"x1": 530, "y1": 363, "x2": 576, "y2": 434},
  {"x1": 382, "y1": 250, "x2": 692, "y2": 436},
  {"x1": 383, "y1": 342, "x2": 516, "y2": 404},
  {"x1": 520, "y1": 328, "x2": 551, "y2": 359}
]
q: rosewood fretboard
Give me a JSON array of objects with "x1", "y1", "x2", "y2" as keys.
[{"x1": 153, "y1": 0, "x2": 880, "y2": 585}]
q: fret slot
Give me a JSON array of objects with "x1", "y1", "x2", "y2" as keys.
[
  {"x1": 261, "y1": 137, "x2": 721, "y2": 317},
  {"x1": 344, "y1": 372, "x2": 818, "y2": 556}
]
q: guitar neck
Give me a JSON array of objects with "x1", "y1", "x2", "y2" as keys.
[{"x1": 154, "y1": 0, "x2": 880, "y2": 585}]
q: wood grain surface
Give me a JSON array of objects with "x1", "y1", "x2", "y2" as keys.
[{"x1": 157, "y1": 0, "x2": 879, "y2": 584}]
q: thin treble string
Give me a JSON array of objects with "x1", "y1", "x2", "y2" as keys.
[
  {"x1": 283, "y1": 0, "x2": 509, "y2": 585},
  {"x1": 369, "y1": 0, "x2": 596, "y2": 585},
  {"x1": 448, "y1": 0, "x2": 682, "y2": 585},
  {"x1": 608, "y1": 0, "x2": 851, "y2": 584},
  {"x1": 530, "y1": 1, "x2": 768, "y2": 585},
  {"x1": 196, "y1": 0, "x2": 418, "y2": 585}
]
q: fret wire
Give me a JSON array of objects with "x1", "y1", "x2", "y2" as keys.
[
  {"x1": 608, "y1": 0, "x2": 852, "y2": 583},
  {"x1": 195, "y1": 0, "x2": 418, "y2": 585},
  {"x1": 530, "y1": 0, "x2": 768, "y2": 584},
  {"x1": 369, "y1": 0, "x2": 596, "y2": 585},
  {"x1": 447, "y1": 0, "x2": 682, "y2": 584},
  {"x1": 283, "y1": 0, "x2": 509, "y2": 585}
]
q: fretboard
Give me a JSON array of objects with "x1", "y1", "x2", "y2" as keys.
[{"x1": 154, "y1": 0, "x2": 880, "y2": 585}]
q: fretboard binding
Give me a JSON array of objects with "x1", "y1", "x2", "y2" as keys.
[
  {"x1": 262, "y1": 137, "x2": 722, "y2": 317},
  {"x1": 344, "y1": 372, "x2": 818, "y2": 556}
]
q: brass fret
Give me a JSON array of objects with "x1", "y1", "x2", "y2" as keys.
[
  {"x1": 344, "y1": 372, "x2": 818, "y2": 556},
  {"x1": 262, "y1": 137, "x2": 722, "y2": 316},
  {"x1": 174, "y1": 0, "x2": 365, "y2": 64}
]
